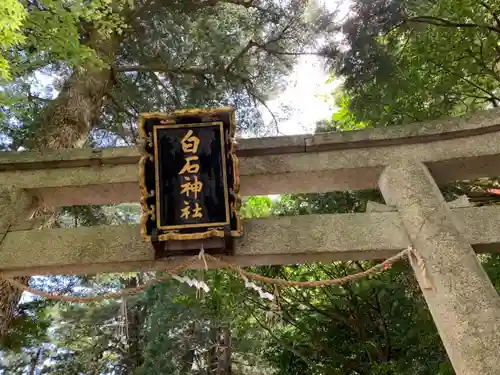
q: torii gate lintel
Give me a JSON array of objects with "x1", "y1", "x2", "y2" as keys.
[{"x1": 2, "y1": 109, "x2": 500, "y2": 374}]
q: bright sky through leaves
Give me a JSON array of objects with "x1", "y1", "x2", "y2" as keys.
[{"x1": 262, "y1": 0, "x2": 350, "y2": 136}]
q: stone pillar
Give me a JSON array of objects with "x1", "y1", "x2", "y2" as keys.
[
  {"x1": 0, "y1": 186, "x2": 35, "y2": 338},
  {"x1": 0, "y1": 186, "x2": 34, "y2": 234},
  {"x1": 379, "y1": 159, "x2": 500, "y2": 375}
]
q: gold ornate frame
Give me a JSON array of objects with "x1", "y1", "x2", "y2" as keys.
[{"x1": 138, "y1": 107, "x2": 243, "y2": 242}]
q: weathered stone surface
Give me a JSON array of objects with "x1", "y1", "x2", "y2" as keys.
[
  {"x1": 0, "y1": 128, "x2": 498, "y2": 207},
  {"x1": 234, "y1": 134, "x2": 308, "y2": 155},
  {"x1": 365, "y1": 201, "x2": 395, "y2": 212},
  {"x1": 0, "y1": 212, "x2": 408, "y2": 276},
  {"x1": 1, "y1": 108, "x2": 498, "y2": 170},
  {"x1": 0, "y1": 109, "x2": 499, "y2": 206},
  {"x1": 0, "y1": 186, "x2": 36, "y2": 340},
  {"x1": 306, "y1": 107, "x2": 500, "y2": 151},
  {"x1": 379, "y1": 159, "x2": 500, "y2": 375},
  {"x1": 0, "y1": 187, "x2": 34, "y2": 232},
  {"x1": 447, "y1": 195, "x2": 471, "y2": 208},
  {"x1": 0, "y1": 147, "x2": 138, "y2": 171},
  {"x1": 1, "y1": 109, "x2": 500, "y2": 375},
  {"x1": 366, "y1": 197, "x2": 471, "y2": 213},
  {"x1": 1, "y1": 206, "x2": 500, "y2": 276}
]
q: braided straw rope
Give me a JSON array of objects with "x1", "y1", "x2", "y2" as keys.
[
  {"x1": 3, "y1": 255, "x2": 200, "y2": 303},
  {"x1": 2, "y1": 246, "x2": 429, "y2": 303},
  {"x1": 205, "y1": 248, "x2": 413, "y2": 287}
]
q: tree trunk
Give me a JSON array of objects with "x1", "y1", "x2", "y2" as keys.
[
  {"x1": 207, "y1": 325, "x2": 232, "y2": 375},
  {"x1": 29, "y1": 348, "x2": 43, "y2": 375},
  {"x1": 0, "y1": 27, "x2": 119, "y2": 340},
  {"x1": 124, "y1": 278, "x2": 145, "y2": 374},
  {"x1": 0, "y1": 276, "x2": 30, "y2": 340}
]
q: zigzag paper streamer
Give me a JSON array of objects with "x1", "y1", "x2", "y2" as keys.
[
  {"x1": 172, "y1": 275, "x2": 210, "y2": 293},
  {"x1": 242, "y1": 277, "x2": 274, "y2": 301}
]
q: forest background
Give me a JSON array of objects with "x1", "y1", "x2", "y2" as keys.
[{"x1": 1, "y1": 0, "x2": 500, "y2": 373}]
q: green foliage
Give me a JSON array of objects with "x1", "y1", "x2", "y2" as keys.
[
  {"x1": 135, "y1": 269, "x2": 275, "y2": 375},
  {"x1": 325, "y1": 0, "x2": 500, "y2": 126},
  {"x1": 1, "y1": 0, "x2": 334, "y2": 148},
  {"x1": 241, "y1": 196, "x2": 275, "y2": 219},
  {"x1": 0, "y1": 0, "x2": 26, "y2": 80},
  {"x1": 236, "y1": 190, "x2": 454, "y2": 375},
  {"x1": 15, "y1": 0, "x2": 129, "y2": 74},
  {"x1": 3, "y1": 0, "x2": 500, "y2": 374},
  {"x1": 0, "y1": 1, "x2": 337, "y2": 373},
  {"x1": 1, "y1": 300, "x2": 51, "y2": 352},
  {"x1": 321, "y1": 93, "x2": 370, "y2": 131}
]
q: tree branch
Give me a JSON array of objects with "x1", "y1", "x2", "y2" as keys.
[
  {"x1": 126, "y1": 0, "x2": 156, "y2": 23},
  {"x1": 27, "y1": 92, "x2": 53, "y2": 104},
  {"x1": 240, "y1": 78, "x2": 283, "y2": 135},
  {"x1": 115, "y1": 64, "x2": 213, "y2": 77},
  {"x1": 406, "y1": 15, "x2": 500, "y2": 34},
  {"x1": 373, "y1": 290, "x2": 391, "y2": 361},
  {"x1": 106, "y1": 92, "x2": 137, "y2": 118},
  {"x1": 149, "y1": 72, "x2": 182, "y2": 107},
  {"x1": 225, "y1": 40, "x2": 256, "y2": 73},
  {"x1": 281, "y1": 286, "x2": 352, "y2": 326},
  {"x1": 431, "y1": 61, "x2": 500, "y2": 103},
  {"x1": 201, "y1": 0, "x2": 274, "y2": 15},
  {"x1": 246, "y1": 294, "x2": 366, "y2": 374},
  {"x1": 478, "y1": 0, "x2": 500, "y2": 29},
  {"x1": 245, "y1": 303, "x2": 325, "y2": 372},
  {"x1": 464, "y1": 43, "x2": 500, "y2": 82},
  {"x1": 215, "y1": 0, "x2": 259, "y2": 9}
]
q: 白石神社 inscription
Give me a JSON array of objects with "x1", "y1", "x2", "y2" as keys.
[{"x1": 138, "y1": 107, "x2": 242, "y2": 257}]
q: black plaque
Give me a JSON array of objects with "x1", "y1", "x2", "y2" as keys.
[{"x1": 139, "y1": 107, "x2": 242, "y2": 243}]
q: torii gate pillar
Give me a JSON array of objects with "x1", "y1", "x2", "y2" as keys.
[
  {"x1": 379, "y1": 159, "x2": 500, "y2": 375},
  {"x1": 0, "y1": 186, "x2": 35, "y2": 336}
]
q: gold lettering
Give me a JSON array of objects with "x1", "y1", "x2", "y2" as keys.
[
  {"x1": 180, "y1": 201, "x2": 203, "y2": 220},
  {"x1": 192, "y1": 202, "x2": 203, "y2": 219},
  {"x1": 179, "y1": 156, "x2": 200, "y2": 175},
  {"x1": 181, "y1": 130, "x2": 200, "y2": 153},
  {"x1": 180, "y1": 176, "x2": 203, "y2": 199},
  {"x1": 180, "y1": 201, "x2": 190, "y2": 219}
]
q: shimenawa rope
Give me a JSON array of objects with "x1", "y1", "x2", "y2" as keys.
[{"x1": 1, "y1": 246, "x2": 430, "y2": 303}]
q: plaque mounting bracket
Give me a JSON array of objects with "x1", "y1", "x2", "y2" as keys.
[{"x1": 151, "y1": 226, "x2": 235, "y2": 260}]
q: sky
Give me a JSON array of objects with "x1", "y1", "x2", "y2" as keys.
[
  {"x1": 26, "y1": 0, "x2": 346, "y2": 141},
  {"x1": 30, "y1": 54, "x2": 338, "y2": 144},
  {"x1": 259, "y1": 0, "x2": 348, "y2": 136},
  {"x1": 262, "y1": 55, "x2": 339, "y2": 136}
]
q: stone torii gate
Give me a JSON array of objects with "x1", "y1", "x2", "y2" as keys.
[{"x1": 2, "y1": 109, "x2": 500, "y2": 375}]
